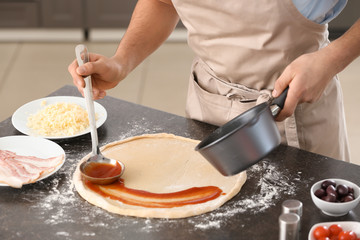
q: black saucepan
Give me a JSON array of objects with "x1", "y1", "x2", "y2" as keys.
[{"x1": 195, "y1": 88, "x2": 288, "y2": 176}]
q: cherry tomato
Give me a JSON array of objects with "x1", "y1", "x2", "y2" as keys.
[
  {"x1": 314, "y1": 226, "x2": 330, "y2": 239},
  {"x1": 329, "y1": 224, "x2": 343, "y2": 237},
  {"x1": 338, "y1": 231, "x2": 357, "y2": 240}
]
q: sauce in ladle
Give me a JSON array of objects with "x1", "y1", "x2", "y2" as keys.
[{"x1": 83, "y1": 162, "x2": 123, "y2": 178}]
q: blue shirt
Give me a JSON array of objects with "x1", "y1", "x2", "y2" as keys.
[{"x1": 292, "y1": 0, "x2": 347, "y2": 24}]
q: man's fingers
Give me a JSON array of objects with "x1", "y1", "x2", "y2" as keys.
[
  {"x1": 274, "y1": 87, "x2": 298, "y2": 121},
  {"x1": 273, "y1": 67, "x2": 292, "y2": 98},
  {"x1": 69, "y1": 59, "x2": 86, "y2": 88}
]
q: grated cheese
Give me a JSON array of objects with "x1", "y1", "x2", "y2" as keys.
[{"x1": 27, "y1": 102, "x2": 92, "y2": 136}]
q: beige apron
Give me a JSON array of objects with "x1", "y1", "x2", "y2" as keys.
[{"x1": 171, "y1": 0, "x2": 350, "y2": 161}]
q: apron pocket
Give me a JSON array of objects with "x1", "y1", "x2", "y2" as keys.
[{"x1": 186, "y1": 63, "x2": 258, "y2": 126}]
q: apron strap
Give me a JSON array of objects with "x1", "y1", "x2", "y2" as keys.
[{"x1": 285, "y1": 115, "x2": 300, "y2": 148}]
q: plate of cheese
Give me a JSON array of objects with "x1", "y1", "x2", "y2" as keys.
[{"x1": 11, "y1": 96, "x2": 107, "y2": 139}]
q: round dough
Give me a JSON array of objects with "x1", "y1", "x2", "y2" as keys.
[{"x1": 73, "y1": 133, "x2": 246, "y2": 218}]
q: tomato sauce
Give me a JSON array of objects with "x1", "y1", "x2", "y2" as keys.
[{"x1": 84, "y1": 178, "x2": 223, "y2": 208}]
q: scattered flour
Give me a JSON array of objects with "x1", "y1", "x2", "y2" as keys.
[
  {"x1": 56, "y1": 232, "x2": 70, "y2": 237},
  {"x1": 194, "y1": 220, "x2": 221, "y2": 230}
]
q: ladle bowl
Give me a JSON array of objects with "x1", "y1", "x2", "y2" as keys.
[{"x1": 80, "y1": 148, "x2": 125, "y2": 185}]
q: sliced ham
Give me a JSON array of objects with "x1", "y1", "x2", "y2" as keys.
[
  {"x1": 0, "y1": 150, "x2": 64, "y2": 188},
  {"x1": 0, "y1": 163, "x2": 23, "y2": 188}
]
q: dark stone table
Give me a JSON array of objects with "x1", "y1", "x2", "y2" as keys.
[{"x1": 1, "y1": 85, "x2": 359, "y2": 240}]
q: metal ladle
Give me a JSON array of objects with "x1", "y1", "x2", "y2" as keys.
[{"x1": 75, "y1": 44, "x2": 125, "y2": 185}]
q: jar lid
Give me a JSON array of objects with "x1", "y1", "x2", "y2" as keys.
[{"x1": 282, "y1": 199, "x2": 303, "y2": 217}]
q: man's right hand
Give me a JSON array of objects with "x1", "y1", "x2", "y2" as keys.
[{"x1": 68, "y1": 53, "x2": 125, "y2": 100}]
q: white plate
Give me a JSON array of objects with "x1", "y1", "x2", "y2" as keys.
[
  {"x1": 11, "y1": 96, "x2": 107, "y2": 139},
  {"x1": 308, "y1": 221, "x2": 360, "y2": 240},
  {"x1": 0, "y1": 135, "x2": 66, "y2": 187}
]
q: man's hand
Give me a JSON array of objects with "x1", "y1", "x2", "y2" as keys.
[
  {"x1": 68, "y1": 53, "x2": 124, "y2": 100},
  {"x1": 272, "y1": 49, "x2": 335, "y2": 121},
  {"x1": 273, "y1": 18, "x2": 360, "y2": 121}
]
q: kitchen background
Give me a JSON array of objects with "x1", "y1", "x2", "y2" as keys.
[{"x1": 0, "y1": 0, "x2": 359, "y2": 164}]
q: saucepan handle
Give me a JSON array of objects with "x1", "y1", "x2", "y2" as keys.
[{"x1": 270, "y1": 87, "x2": 289, "y2": 117}]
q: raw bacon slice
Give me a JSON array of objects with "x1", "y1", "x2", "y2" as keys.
[{"x1": 0, "y1": 150, "x2": 64, "y2": 188}]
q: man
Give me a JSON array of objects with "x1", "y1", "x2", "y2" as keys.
[{"x1": 69, "y1": 0, "x2": 360, "y2": 161}]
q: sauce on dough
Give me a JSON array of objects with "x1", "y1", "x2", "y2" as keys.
[{"x1": 84, "y1": 179, "x2": 223, "y2": 208}]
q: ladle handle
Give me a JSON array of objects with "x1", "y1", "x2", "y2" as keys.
[
  {"x1": 75, "y1": 44, "x2": 98, "y2": 156},
  {"x1": 84, "y1": 76, "x2": 98, "y2": 156}
]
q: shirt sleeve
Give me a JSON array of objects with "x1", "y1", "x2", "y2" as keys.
[{"x1": 292, "y1": 0, "x2": 347, "y2": 24}]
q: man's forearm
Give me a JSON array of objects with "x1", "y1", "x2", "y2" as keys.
[
  {"x1": 326, "y1": 18, "x2": 360, "y2": 75},
  {"x1": 113, "y1": 0, "x2": 179, "y2": 76}
]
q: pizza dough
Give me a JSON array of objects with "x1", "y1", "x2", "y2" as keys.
[{"x1": 73, "y1": 133, "x2": 247, "y2": 218}]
